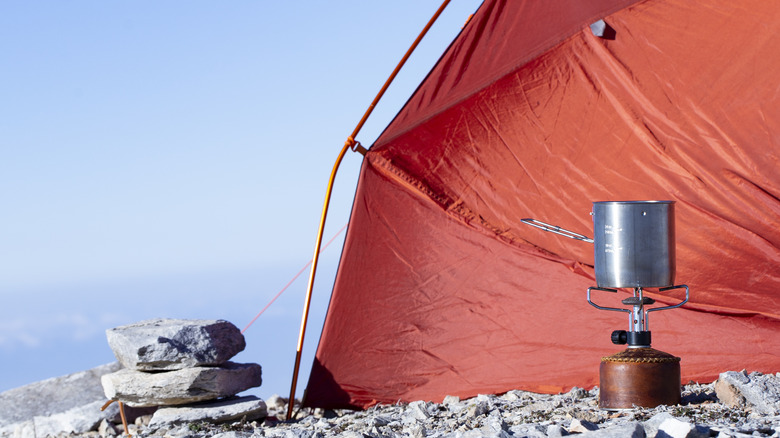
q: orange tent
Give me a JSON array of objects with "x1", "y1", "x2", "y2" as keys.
[{"x1": 305, "y1": 0, "x2": 780, "y2": 409}]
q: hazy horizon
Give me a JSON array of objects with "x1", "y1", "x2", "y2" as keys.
[{"x1": 1, "y1": 255, "x2": 340, "y2": 401}]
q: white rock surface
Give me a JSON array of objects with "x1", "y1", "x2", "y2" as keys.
[
  {"x1": 715, "y1": 370, "x2": 780, "y2": 415},
  {"x1": 101, "y1": 362, "x2": 262, "y2": 407},
  {"x1": 148, "y1": 396, "x2": 267, "y2": 427},
  {"x1": 106, "y1": 318, "x2": 245, "y2": 371},
  {"x1": 0, "y1": 362, "x2": 121, "y2": 437},
  {"x1": 211, "y1": 432, "x2": 254, "y2": 438},
  {"x1": 642, "y1": 411, "x2": 676, "y2": 437},
  {"x1": 656, "y1": 417, "x2": 710, "y2": 438},
  {"x1": 568, "y1": 418, "x2": 599, "y2": 433},
  {"x1": 32, "y1": 400, "x2": 108, "y2": 437},
  {"x1": 578, "y1": 422, "x2": 646, "y2": 437},
  {"x1": 98, "y1": 418, "x2": 119, "y2": 437}
]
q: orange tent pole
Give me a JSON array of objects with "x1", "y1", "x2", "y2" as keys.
[
  {"x1": 285, "y1": 141, "x2": 350, "y2": 421},
  {"x1": 286, "y1": 0, "x2": 452, "y2": 420}
]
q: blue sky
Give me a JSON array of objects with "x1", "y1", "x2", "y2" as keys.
[{"x1": 1, "y1": 1, "x2": 483, "y2": 400}]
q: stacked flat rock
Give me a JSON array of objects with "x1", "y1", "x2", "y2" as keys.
[{"x1": 101, "y1": 319, "x2": 264, "y2": 412}]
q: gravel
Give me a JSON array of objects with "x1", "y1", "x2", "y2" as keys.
[{"x1": 111, "y1": 378, "x2": 780, "y2": 438}]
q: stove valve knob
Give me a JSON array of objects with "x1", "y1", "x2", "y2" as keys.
[{"x1": 611, "y1": 330, "x2": 628, "y2": 345}]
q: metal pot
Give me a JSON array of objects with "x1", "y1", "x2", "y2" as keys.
[
  {"x1": 593, "y1": 201, "x2": 675, "y2": 288},
  {"x1": 522, "y1": 200, "x2": 676, "y2": 288}
]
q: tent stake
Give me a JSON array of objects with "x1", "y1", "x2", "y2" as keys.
[{"x1": 286, "y1": 0, "x2": 453, "y2": 420}]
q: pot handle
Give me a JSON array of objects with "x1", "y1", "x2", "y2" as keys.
[{"x1": 520, "y1": 218, "x2": 594, "y2": 243}]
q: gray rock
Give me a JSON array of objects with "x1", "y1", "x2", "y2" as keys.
[
  {"x1": 546, "y1": 424, "x2": 568, "y2": 437},
  {"x1": 265, "y1": 394, "x2": 288, "y2": 412},
  {"x1": 98, "y1": 418, "x2": 119, "y2": 437},
  {"x1": 465, "y1": 399, "x2": 491, "y2": 418},
  {"x1": 404, "y1": 400, "x2": 431, "y2": 422},
  {"x1": 643, "y1": 412, "x2": 676, "y2": 438},
  {"x1": 5, "y1": 421, "x2": 34, "y2": 438},
  {"x1": 571, "y1": 408, "x2": 605, "y2": 424},
  {"x1": 148, "y1": 395, "x2": 267, "y2": 427},
  {"x1": 211, "y1": 432, "x2": 254, "y2": 438},
  {"x1": 106, "y1": 318, "x2": 246, "y2": 371},
  {"x1": 568, "y1": 418, "x2": 599, "y2": 433},
  {"x1": 501, "y1": 390, "x2": 525, "y2": 402},
  {"x1": 101, "y1": 362, "x2": 262, "y2": 407},
  {"x1": 715, "y1": 371, "x2": 749, "y2": 407},
  {"x1": 567, "y1": 386, "x2": 589, "y2": 400},
  {"x1": 508, "y1": 424, "x2": 547, "y2": 437},
  {"x1": 443, "y1": 395, "x2": 461, "y2": 405},
  {"x1": 0, "y1": 362, "x2": 121, "y2": 437},
  {"x1": 479, "y1": 410, "x2": 508, "y2": 437},
  {"x1": 336, "y1": 432, "x2": 367, "y2": 438},
  {"x1": 579, "y1": 422, "x2": 645, "y2": 437},
  {"x1": 655, "y1": 417, "x2": 709, "y2": 438},
  {"x1": 104, "y1": 404, "x2": 157, "y2": 425},
  {"x1": 715, "y1": 371, "x2": 780, "y2": 414},
  {"x1": 33, "y1": 400, "x2": 107, "y2": 437},
  {"x1": 134, "y1": 413, "x2": 152, "y2": 427}
]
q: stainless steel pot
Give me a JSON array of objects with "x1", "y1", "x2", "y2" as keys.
[{"x1": 522, "y1": 200, "x2": 676, "y2": 288}]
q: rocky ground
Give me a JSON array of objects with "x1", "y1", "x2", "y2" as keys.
[
  {"x1": 4, "y1": 363, "x2": 779, "y2": 437},
  {"x1": 6, "y1": 319, "x2": 778, "y2": 437},
  {"x1": 107, "y1": 375, "x2": 780, "y2": 438}
]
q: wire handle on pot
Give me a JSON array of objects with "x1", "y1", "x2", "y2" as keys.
[{"x1": 520, "y1": 218, "x2": 594, "y2": 243}]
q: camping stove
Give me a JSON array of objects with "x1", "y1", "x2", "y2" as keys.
[
  {"x1": 587, "y1": 284, "x2": 688, "y2": 409},
  {"x1": 523, "y1": 200, "x2": 689, "y2": 409}
]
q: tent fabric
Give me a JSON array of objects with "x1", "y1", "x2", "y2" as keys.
[{"x1": 305, "y1": 0, "x2": 780, "y2": 409}]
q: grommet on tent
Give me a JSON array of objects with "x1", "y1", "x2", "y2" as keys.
[{"x1": 590, "y1": 19, "x2": 616, "y2": 40}]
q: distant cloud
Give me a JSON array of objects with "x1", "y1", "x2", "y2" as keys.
[
  {"x1": 0, "y1": 311, "x2": 121, "y2": 349},
  {"x1": 0, "y1": 329, "x2": 41, "y2": 349}
]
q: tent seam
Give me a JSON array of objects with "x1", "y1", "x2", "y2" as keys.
[{"x1": 366, "y1": 150, "x2": 587, "y2": 268}]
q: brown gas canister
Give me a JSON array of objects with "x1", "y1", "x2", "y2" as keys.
[{"x1": 599, "y1": 347, "x2": 681, "y2": 410}]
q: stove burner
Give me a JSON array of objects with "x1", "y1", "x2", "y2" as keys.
[{"x1": 588, "y1": 285, "x2": 689, "y2": 348}]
